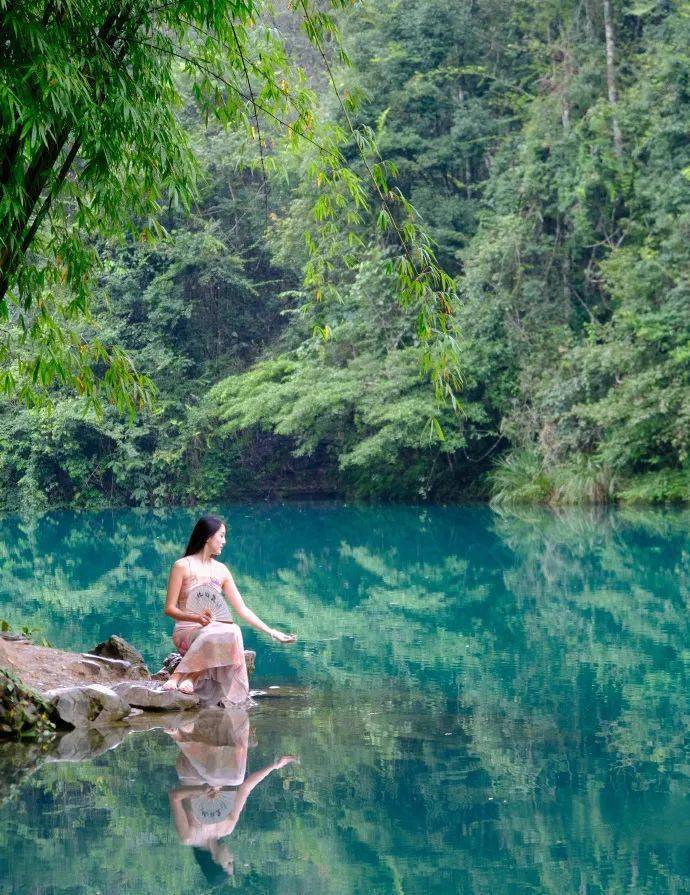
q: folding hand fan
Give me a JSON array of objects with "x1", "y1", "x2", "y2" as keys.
[
  {"x1": 186, "y1": 583, "x2": 233, "y2": 622},
  {"x1": 190, "y1": 790, "x2": 237, "y2": 824}
]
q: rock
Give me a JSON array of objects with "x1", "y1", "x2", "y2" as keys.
[
  {"x1": 90, "y1": 636, "x2": 150, "y2": 678},
  {"x1": 46, "y1": 684, "x2": 131, "y2": 727},
  {"x1": 0, "y1": 666, "x2": 57, "y2": 741},
  {"x1": 81, "y1": 653, "x2": 132, "y2": 671},
  {"x1": 161, "y1": 651, "x2": 183, "y2": 676},
  {"x1": 0, "y1": 632, "x2": 30, "y2": 643},
  {"x1": 90, "y1": 635, "x2": 144, "y2": 664},
  {"x1": 79, "y1": 659, "x2": 101, "y2": 674},
  {"x1": 111, "y1": 681, "x2": 199, "y2": 711}
]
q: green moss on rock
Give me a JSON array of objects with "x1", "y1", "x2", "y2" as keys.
[{"x1": 0, "y1": 666, "x2": 57, "y2": 741}]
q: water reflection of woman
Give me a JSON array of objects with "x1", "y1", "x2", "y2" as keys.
[
  {"x1": 163, "y1": 514, "x2": 296, "y2": 703},
  {"x1": 167, "y1": 708, "x2": 297, "y2": 881}
]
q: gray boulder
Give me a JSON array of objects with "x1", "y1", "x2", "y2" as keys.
[
  {"x1": 82, "y1": 653, "x2": 132, "y2": 671},
  {"x1": 161, "y1": 651, "x2": 183, "y2": 677},
  {"x1": 90, "y1": 636, "x2": 150, "y2": 678},
  {"x1": 79, "y1": 659, "x2": 102, "y2": 674},
  {"x1": 111, "y1": 681, "x2": 199, "y2": 711},
  {"x1": 46, "y1": 684, "x2": 131, "y2": 727}
]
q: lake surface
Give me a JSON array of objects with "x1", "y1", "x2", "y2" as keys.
[{"x1": 0, "y1": 503, "x2": 689, "y2": 894}]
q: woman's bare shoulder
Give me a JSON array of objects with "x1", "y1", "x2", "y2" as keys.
[
  {"x1": 214, "y1": 559, "x2": 234, "y2": 581},
  {"x1": 171, "y1": 557, "x2": 189, "y2": 572}
]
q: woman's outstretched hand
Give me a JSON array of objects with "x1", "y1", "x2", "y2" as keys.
[{"x1": 270, "y1": 629, "x2": 296, "y2": 644}]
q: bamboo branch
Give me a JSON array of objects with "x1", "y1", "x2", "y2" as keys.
[{"x1": 229, "y1": 20, "x2": 269, "y2": 225}]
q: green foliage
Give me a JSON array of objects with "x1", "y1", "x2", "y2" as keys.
[
  {"x1": 0, "y1": 667, "x2": 55, "y2": 741},
  {"x1": 617, "y1": 468, "x2": 690, "y2": 504},
  {"x1": 207, "y1": 249, "x2": 472, "y2": 499},
  {"x1": 490, "y1": 451, "x2": 618, "y2": 506},
  {"x1": 488, "y1": 450, "x2": 553, "y2": 506},
  {"x1": 0, "y1": 0, "x2": 460, "y2": 412},
  {"x1": 456, "y1": 0, "x2": 690, "y2": 503},
  {"x1": 1, "y1": 0, "x2": 688, "y2": 505}
]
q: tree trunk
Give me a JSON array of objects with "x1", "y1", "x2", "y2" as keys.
[
  {"x1": 0, "y1": 8, "x2": 132, "y2": 304},
  {"x1": 602, "y1": 0, "x2": 623, "y2": 158}
]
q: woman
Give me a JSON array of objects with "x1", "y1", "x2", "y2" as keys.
[{"x1": 163, "y1": 514, "x2": 295, "y2": 704}]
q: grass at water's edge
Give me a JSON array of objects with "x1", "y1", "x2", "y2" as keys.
[
  {"x1": 1, "y1": 456, "x2": 689, "y2": 512},
  {"x1": 488, "y1": 450, "x2": 690, "y2": 507}
]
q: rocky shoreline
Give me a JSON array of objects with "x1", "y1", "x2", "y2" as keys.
[{"x1": 0, "y1": 631, "x2": 256, "y2": 739}]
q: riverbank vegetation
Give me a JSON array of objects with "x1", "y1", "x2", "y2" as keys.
[{"x1": 1, "y1": 0, "x2": 688, "y2": 508}]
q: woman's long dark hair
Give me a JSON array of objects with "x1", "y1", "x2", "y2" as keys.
[
  {"x1": 184, "y1": 514, "x2": 226, "y2": 557},
  {"x1": 192, "y1": 846, "x2": 231, "y2": 887}
]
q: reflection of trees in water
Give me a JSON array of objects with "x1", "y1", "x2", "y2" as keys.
[
  {"x1": 0, "y1": 508, "x2": 203, "y2": 656},
  {"x1": 0, "y1": 693, "x2": 689, "y2": 893},
  {"x1": 1, "y1": 505, "x2": 689, "y2": 891},
  {"x1": 447, "y1": 507, "x2": 690, "y2": 893},
  {"x1": 258, "y1": 505, "x2": 690, "y2": 893},
  {"x1": 489, "y1": 507, "x2": 690, "y2": 769}
]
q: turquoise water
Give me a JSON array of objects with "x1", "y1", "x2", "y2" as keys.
[{"x1": 0, "y1": 503, "x2": 689, "y2": 894}]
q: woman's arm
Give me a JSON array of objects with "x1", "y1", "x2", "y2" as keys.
[
  {"x1": 164, "y1": 560, "x2": 212, "y2": 625},
  {"x1": 168, "y1": 789, "x2": 195, "y2": 843},
  {"x1": 225, "y1": 757, "x2": 298, "y2": 833},
  {"x1": 220, "y1": 567, "x2": 296, "y2": 643}
]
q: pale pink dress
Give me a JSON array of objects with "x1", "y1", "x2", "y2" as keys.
[{"x1": 172, "y1": 559, "x2": 250, "y2": 706}]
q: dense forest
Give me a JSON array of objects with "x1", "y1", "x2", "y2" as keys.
[{"x1": 1, "y1": 0, "x2": 688, "y2": 508}]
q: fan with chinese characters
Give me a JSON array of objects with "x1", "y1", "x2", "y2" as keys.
[{"x1": 185, "y1": 583, "x2": 233, "y2": 622}]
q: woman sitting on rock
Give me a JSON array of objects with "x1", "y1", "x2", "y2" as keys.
[{"x1": 163, "y1": 514, "x2": 295, "y2": 704}]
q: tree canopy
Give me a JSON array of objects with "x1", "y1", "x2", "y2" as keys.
[
  {"x1": 0, "y1": 0, "x2": 688, "y2": 507},
  {"x1": 0, "y1": 0, "x2": 458, "y2": 410}
]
